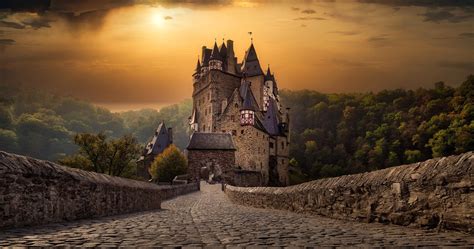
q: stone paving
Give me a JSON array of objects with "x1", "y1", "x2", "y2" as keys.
[{"x1": 0, "y1": 182, "x2": 473, "y2": 247}]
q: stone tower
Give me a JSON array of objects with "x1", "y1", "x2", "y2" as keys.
[{"x1": 189, "y1": 40, "x2": 290, "y2": 186}]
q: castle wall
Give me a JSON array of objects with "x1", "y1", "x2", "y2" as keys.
[
  {"x1": 187, "y1": 150, "x2": 235, "y2": 182},
  {"x1": 217, "y1": 97, "x2": 269, "y2": 184},
  {"x1": 0, "y1": 151, "x2": 199, "y2": 229},
  {"x1": 225, "y1": 152, "x2": 474, "y2": 233}
]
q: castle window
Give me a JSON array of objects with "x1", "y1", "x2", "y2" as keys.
[
  {"x1": 241, "y1": 130, "x2": 244, "y2": 135},
  {"x1": 222, "y1": 130, "x2": 226, "y2": 133},
  {"x1": 232, "y1": 130, "x2": 237, "y2": 136},
  {"x1": 235, "y1": 103, "x2": 238, "y2": 108},
  {"x1": 230, "y1": 115, "x2": 235, "y2": 122},
  {"x1": 270, "y1": 142, "x2": 274, "y2": 149},
  {"x1": 281, "y1": 142, "x2": 284, "y2": 149}
]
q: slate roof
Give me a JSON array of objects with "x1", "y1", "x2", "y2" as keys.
[
  {"x1": 210, "y1": 42, "x2": 222, "y2": 61},
  {"x1": 187, "y1": 132, "x2": 236, "y2": 150},
  {"x1": 145, "y1": 122, "x2": 172, "y2": 156},
  {"x1": 239, "y1": 81, "x2": 259, "y2": 111},
  {"x1": 263, "y1": 98, "x2": 281, "y2": 136},
  {"x1": 219, "y1": 41, "x2": 227, "y2": 59},
  {"x1": 194, "y1": 59, "x2": 201, "y2": 72},
  {"x1": 241, "y1": 43, "x2": 263, "y2": 77}
]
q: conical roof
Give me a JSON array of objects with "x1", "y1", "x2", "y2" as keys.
[
  {"x1": 219, "y1": 41, "x2": 227, "y2": 59},
  {"x1": 210, "y1": 41, "x2": 222, "y2": 61},
  {"x1": 264, "y1": 66, "x2": 275, "y2": 81},
  {"x1": 240, "y1": 81, "x2": 258, "y2": 111},
  {"x1": 241, "y1": 43, "x2": 263, "y2": 76},
  {"x1": 195, "y1": 59, "x2": 201, "y2": 72}
]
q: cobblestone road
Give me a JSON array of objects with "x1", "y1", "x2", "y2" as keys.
[{"x1": 1, "y1": 183, "x2": 473, "y2": 247}]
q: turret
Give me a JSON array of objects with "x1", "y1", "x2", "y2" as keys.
[
  {"x1": 209, "y1": 41, "x2": 223, "y2": 71},
  {"x1": 193, "y1": 59, "x2": 201, "y2": 82},
  {"x1": 240, "y1": 81, "x2": 255, "y2": 126},
  {"x1": 201, "y1": 46, "x2": 211, "y2": 75}
]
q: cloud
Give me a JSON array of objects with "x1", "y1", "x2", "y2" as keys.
[
  {"x1": 367, "y1": 34, "x2": 391, "y2": 47},
  {"x1": 0, "y1": 20, "x2": 25, "y2": 29},
  {"x1": 291, "y1": 7, "x2": 300, "y2": 11},
  {"x1": 301, "y1": 9, "x2": 316, "y2": 14},
  {"x1": 356, "y1": 0, "x2": 474, "y2": 7},
  {"x1": 164, "y1": 16, "x2": 173, "y2": 20},
  {"x1": 438, "y1": 61, "x2": 474, "y2": 70},
  {"x1": 294, "y1": 17, "x2": 326, "y2": 21},
  {"x1": 331, "y1": 58, "x2": 374, "y2": 68},
  {"x1": 420, "y1": 9, "x2": 473, "y2": 23},
  {"x1": 459, "y1": 32, "x2": 474, "y2": 38},
  {"x1": 21, "y1": 16, "x2": 53, "y2": 29},
  {"x1": 330, "y1": 31, "x2": 360, "y2": 36},
  {"x1": 0, "y1": 38, "x2": 15, "y2": 52},
  {"x1": 0, "y1": 38, "x2": 15, "y2": 45}
]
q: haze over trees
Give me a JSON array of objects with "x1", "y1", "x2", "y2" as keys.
[{"x1": 0, "y1": 75, "x2": 472, "y2": 181}]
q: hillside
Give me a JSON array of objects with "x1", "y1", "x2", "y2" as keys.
[
  {"x1": 0, "y1": 75, "x2": 472, "y2": 182},
  {"x1": 281, "y1": 75, "x2": 473, "y2": 181}
]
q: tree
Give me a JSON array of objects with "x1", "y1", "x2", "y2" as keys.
[
  {"x1": 150, "y1": 145, "x2": 187, "y2": 183},
  {"x1": 59, "y1": 133, "x2": 141, "y2": 178}
]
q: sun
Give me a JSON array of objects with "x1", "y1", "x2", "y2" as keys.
[{"x1": 151, "y1": 13, "x2": 165, "y2": 27}]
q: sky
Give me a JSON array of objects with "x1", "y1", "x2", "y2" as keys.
[{"x1": 0, "y1": 0, "x2": 473, "y2": 111}]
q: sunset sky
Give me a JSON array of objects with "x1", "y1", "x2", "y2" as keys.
[{"x1": 0, "y1": 0, "x2": 473, "y2": 111}]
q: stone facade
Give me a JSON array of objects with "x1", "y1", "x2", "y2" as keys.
[
  {"x1": 225, "y1": 152, "x2": 474, "y2": 233},
  {"x1": 187, "y1": 150, "x2": 236, "y2": 183},
  {"x1": 189, "y1": 39, "x2": 290, "y2": 186},
  {"x1": 0, "y1": 151, "x2": 199, "y2": 229}
]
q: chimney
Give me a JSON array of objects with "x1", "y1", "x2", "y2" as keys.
[
  {"x1": 226, "y1": 40, "x2": 234, "y2": 54},
  {"x1": 168, "y1": 127, "x2": 173, "y2": 144}
]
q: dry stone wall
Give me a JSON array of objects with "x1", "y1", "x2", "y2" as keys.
[
  {"x1": 225, "y1": 152, "x2": 473, "y2": 233},
  {"x1": 0, "y1": 151, "x2": 199, "y2": 229}
]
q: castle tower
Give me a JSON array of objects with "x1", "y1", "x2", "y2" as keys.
[
  {"x1": 209, "y1": 42, "x2": 223, "y2": 71},
  {"x1": 241, "y1": 43, "x2": 265, "y2": 111},
  {"x1": 189, "y1": 39, "x2": 290, "y2": 186}
]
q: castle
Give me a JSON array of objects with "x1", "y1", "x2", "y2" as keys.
[{"x1": 188, "y1": 39, "x2": 290, "y2": 186}]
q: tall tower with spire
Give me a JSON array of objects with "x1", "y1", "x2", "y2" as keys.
[{"x1": 188, "y1": 39, "x2": 290, "y2": 186}]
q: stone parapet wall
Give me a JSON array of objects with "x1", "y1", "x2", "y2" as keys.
[
  {"x1": 225, "y1": 152, "x2": 473, "y2": 233},
  {"x1": 158, "y1": 182, "x2": 200, "y2": 201},
  {"x1": 0, "y1": 151, "x2": 199, "y2": 229}
]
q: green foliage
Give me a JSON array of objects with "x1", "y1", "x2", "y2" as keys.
[
  {"x1": 150, "y1": 144, "x2": 187, "y2": 183},
  {"x1": 281, "y1": 75, "x2": 474, "y2": 179},
  {"x1": 0, "y1": 83, "x2": 191, "y2": 161},
  {"x1": 59, "y1": 133, "x2": 141, "y2": 178}
]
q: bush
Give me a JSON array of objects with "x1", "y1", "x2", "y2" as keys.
[{"x1": 150, "y1": 144, "x2": 187, "y2": 183}]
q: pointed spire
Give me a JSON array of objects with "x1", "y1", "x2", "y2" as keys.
[
  {"x1": 219, "y1": 40, "x2": 227, "y2": 59},
  {"x1": 265, "y1": 64, "x2": 274, "y2": 81},
  {"x1": 210, "y1": 41, "x2": 222, "y2": 61},
  {"x1": 241, "y1": 42, "x2": 263, "y2": 76},
  {"x1": 244, "y1": 43, "x2": 258, "y2": 62},
  {"x1": 195, "y1": 58, "x2": 201, "y2": 72}
]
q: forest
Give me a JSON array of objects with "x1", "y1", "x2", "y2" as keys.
[
  {"x1": 282, "y1": 75, "x2": 473, "y2": 182},
  {"x1": 0, "y1": 75, "x2": 472, "y2": 182}
]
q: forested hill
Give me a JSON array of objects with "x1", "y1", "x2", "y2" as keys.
[
  {"x1": 0, "y1": 75, "x2": 473, "y2": 181},
  {"x1": 0, "y1": 85, "x2": 192, "y2": 161},
  {"x1": 281, "y1": 75, "x2": 473, "y2": 181}
]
